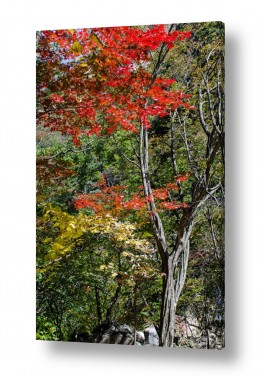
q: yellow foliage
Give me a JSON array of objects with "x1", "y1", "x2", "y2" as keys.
[
  {"x1": 39, "y1": 206, "x2": 154, "y2": 272},
  {"x1": 71, "y1": 40, "x2": 82, "y2": 54}
]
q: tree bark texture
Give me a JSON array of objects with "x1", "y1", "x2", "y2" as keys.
[{"x1": 159, "y1": 255, "x2": 175, "y2": 347}]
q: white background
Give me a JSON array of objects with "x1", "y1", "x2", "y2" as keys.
[{"x1": 0, "y1": 0, "x2": 261, "y2": 375}]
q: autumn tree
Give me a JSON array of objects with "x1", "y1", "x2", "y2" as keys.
[{"x1": 36, "y1": 23, "x2": 224, "y2": 346}]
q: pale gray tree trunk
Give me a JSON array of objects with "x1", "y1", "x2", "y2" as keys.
[{"x1": 139, "y1": 124, "x2": 198, "y2": 347}]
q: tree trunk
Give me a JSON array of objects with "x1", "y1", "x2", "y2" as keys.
[
  {"x1": 159, "y1": 217, "x2": 192, "y2": 347},
  {"x1": 159, "y1": 255, "x2": 175, "y2": 347},
  {"x1": 139, "y1": 125, "x2": 195, "y2": 347}
]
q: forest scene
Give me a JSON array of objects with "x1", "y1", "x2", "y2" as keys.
[{"x1": 36, "y1": 22, "x2": 225, "y2": 349}]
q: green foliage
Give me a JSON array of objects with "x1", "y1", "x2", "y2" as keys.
[{"x1": 36, "y1": 317, "x2": 59, "y2": 341}]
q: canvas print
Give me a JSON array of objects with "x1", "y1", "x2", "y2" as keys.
[{"x1": 36, "y1": 22, "x2": 225, "y2": 348}]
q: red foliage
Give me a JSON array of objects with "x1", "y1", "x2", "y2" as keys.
[
  {"x1": 50, "y1": 94, "x2": 65, "y2": 103},
  {"x1": 37, "y1": 25, "x2": 191, "y2": 144},
  {"x1": 122, "y1": 195, "x2": 147, "y2": 210},
  {"x1": 74, "y1": 174, "x2": 189, "y2": 214},
  {"x1": 176, "y1": 173, "x2": 190, "y2": 183},
  {"x1": 159, "y1": 202, "x2": 188, "y2": 210}
]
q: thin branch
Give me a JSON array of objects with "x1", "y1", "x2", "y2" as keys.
[
  {"x1": 205, "y1": 186, "x2": 221, "y2": 207},
  {"x1": 202, "y1": 73, "x2": 217, "y2": 128},
  {"x1": 39, "y1": 252, "x2": 72, "y2": 270},
  {"x1": 43, "y1": 145, "x2": 91, "y2": 160},
  {"x1": 170, "y1": 112, "x2": 183, "y2": 202},
  {"x1": 198, "y1": 85, "x2": 210, "y2": 136},
  {"x1": 150, "y1": 24, "x2": 175, "y2": 82},
  {"x1": 130, "y1": 138, "x2": 140, "y2": 160},
  {"x1": 112, "y1": 134, "x2": 140, "y2": 168},
  {"x1": 206, "y1": 208, "x2": 220, "y2": 261},
  {"x1": 176, "y1": 110, "x2": 198, "y2": 179}
]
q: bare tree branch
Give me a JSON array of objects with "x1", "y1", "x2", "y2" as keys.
[{"x1": 112, "y1": 134, "x2": 140, "y2": 168}]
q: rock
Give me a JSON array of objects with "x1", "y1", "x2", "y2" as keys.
[
  {"x1": 144, "y1": 325, "x2": 159, "y2": 346},
  {"x1": 100, "y1": 323, "x2": 132, "y2": 344},
  {"x1": 69, "y1": 330, "x2": 90, "y2": 342},
  {"x1": 71, "y1": 322, "x2": 134, "y2": 345},
  {"x1": 136, "y1": 331, "x2": 145, "y2": 344},
  {"x1": 208, "y1": 333, "x2": 217, "y2": 348},
  {"x1": 71, "y1": 322, "x2": 162, "y2": 347},
  {"x1": 92, "y1": 322, "x2": 133, "y2": 345}
]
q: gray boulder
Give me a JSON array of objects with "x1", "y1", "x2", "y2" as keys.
[{"x1": 144, "y1": 325, "x2": 159, "y2": 346}]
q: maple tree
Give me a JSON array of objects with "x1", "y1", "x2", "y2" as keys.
[
  {"x1": 37, "y1": 25, "x2": 191, "y2": 143},
  {"x1": 36, "y1": 23, "x2": 224, "y2": 347}
]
